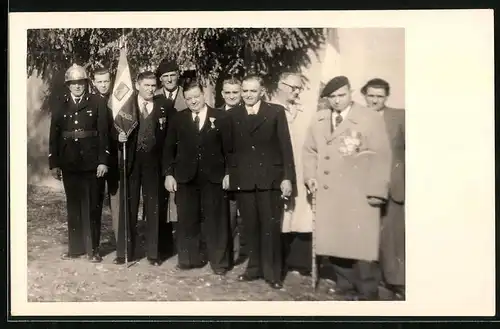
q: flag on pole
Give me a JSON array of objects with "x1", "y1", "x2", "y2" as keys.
[
  {"x1": 108, "y1": 46, "x2": 137, "y2": 137},
  {"x1": 317, "y1": 28, "x2": 342, "y2": 111}
]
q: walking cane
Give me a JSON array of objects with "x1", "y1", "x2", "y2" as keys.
[
  {"x1": 311, "y1": 190, "x2": 317, "y2": 290},
  {"x1": 121, "y1": 141, "x2": 129, "y2": 267}
]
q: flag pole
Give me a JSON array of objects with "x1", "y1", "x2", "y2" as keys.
[
  {"x1": 120, "y1": 28, "x2": 129, "y2": 268},
  {"x1": 311, "y1": 190, "x2": 317, "y2": 290}
]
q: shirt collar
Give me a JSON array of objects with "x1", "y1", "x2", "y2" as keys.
[
  {"x1": 137, "y1": 95, "x2": 153, "y2": 105},
  {"x1": 334, "y1": 103, "x2": 352, "y2": 117},
  {"x1": 71, "y1": 93, "x2": 85, "y2": 103},
  {"x1": 164, "y1": 87, "x2": 178, "y2": 97},
  {"x1": 245, "y1": 100, "x2": 261, "y2": 113},
  {"x1": 192, "y1": 104, "x2": 208, "y2": 116}
]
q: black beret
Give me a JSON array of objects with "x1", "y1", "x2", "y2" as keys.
[
  {"x1": 321, "y1": 75, "x2": 350, "y2": 97},
  {"x1": 156, "y1": 59, "x2": 179, "y2": 78}
]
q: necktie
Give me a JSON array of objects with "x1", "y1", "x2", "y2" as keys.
[
  {"x1": 168, "y1": 91, "x2": 174, "y2": 101},
  {"x1": 141, "y1": 101, "x2": 149, "y2": 117},
  {"x1": 194, "y1": 113, "x2": 200, "y2": 130},
  {"x1": 335, "y1": 112, "x2": 343, "y2": 127},
  {"x1": 75, "y1": 97, "x2": 81, "y2": 104}
]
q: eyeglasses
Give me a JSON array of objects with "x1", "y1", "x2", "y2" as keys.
[{"x1": 280, "y1": 81, "x2": 303, "y2": 92}]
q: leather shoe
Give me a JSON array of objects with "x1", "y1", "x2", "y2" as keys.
[
  {"x1": 213, "y1": 269, "x2": 228, "y2": 276},
  {"x1": 113, "y1": 257, "x2": 125, "y2": 265},
  {"x1": 148, "y1": 259, "x2": 161, "y2": 266},
  {"x1": 268, "y1": 281, "x2": 283, "y2": 290},
  {"x1": 88, "y1": 253, "x2": 102, "y2": 263},
  {"x1": 237, "y1": 273, "x2": 261, "y2": 282},
  {"x1": 176, "y1": 264, "x2": 192, "y2": 270},
  {"x1": 60, "y1": 252, "x2": 82, "y2": 260}
]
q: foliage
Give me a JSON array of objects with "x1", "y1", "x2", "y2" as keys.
[{"x1": 27, "y1": 28, "x2": 325, "y2": 103}]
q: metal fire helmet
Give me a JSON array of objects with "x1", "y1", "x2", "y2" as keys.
[{"x1": 64, "y1": 64, "x2": 88, "y2": 83}]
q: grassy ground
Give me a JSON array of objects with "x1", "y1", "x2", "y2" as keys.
[{"x1": 27, "y1": 184, "x2": 351, "y2": 302}]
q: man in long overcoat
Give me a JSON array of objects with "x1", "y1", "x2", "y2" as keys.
[
  {"x1": 361, "y1": 78, "x2": 405, "y2": 299},
  {"x1": 303, "y1": 76, "x2": 392, "y2": 300}
]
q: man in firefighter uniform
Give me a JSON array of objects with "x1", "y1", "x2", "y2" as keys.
[{"x1": 49, "y1": 64, "x2": 110, "y2": 263}]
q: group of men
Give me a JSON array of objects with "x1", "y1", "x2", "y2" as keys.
[{"x1": 48, "y1": 57, "x2": 405, "y2": 300}]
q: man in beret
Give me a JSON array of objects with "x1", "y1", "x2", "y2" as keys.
[
  {"x1": 303, "y1": 75, "x2": 392, "y2": 300},
  {"x1": 362, "y1": 78, "x2": 405, "y2": 300}
]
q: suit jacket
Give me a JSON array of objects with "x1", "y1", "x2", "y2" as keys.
[
  {"x1": 227, "y1": 101, "x2": 296, "y2": 191},
  {"x1": 49, "y1": 93, "x2": 109, "y2": 172},
  {"x1": 115, "y1": 93, "x2": 176, "y2": 175},
  {"x1": 163, "y1": 106, "x2": 231, "y2": 184},
  {"x1": 382, "y1": 107, "x2": 405, "y2": 203},
  {"x1": 155, "y1": 86, "x2": 187, "y2": 112}
]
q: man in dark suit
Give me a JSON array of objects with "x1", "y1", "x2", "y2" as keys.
[
  {"x1": 91, "y1": 67, "x2": 121, "y2": 243},
  {"x1": 49, "y1": 64, "x2": 109, "y2": 263},
  {"x1": 114, "y1": 71, "x2": 176, "y2": 265},
  {"x1": 163, "y1": 79, "x2": 231, "y2": 275},
  {"x1": 227, "y1": 74, "x2": 296, "y2": 289},
  {"x1": 218, "y1": 76, "x2": 246, "y2": 265},
  {"x1": 362, "y1": 78, "x2": 405, "y2": 300}
]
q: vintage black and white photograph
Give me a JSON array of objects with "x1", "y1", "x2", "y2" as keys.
[
  {"x1": 25, "y1": 26, "x2": 405, "y2": 303},
  {"x1": 10, "y1": 10, "x2": 494, "y2": 317}
]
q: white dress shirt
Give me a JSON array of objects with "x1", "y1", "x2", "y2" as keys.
[
  {"x1": 137, "y1": 95, "x2": 154, "y2": 115},
  {"x1": 71, "y1": 93, "x2": 85, "y2": 104},
  {"x1": 245, "y1": 100, "x2": 261, "y2": 115},
  {"x1": 191, "y1": 105, "x2": 208, "y2": 131},
  {"x1": 164, "y1": 87, "x2": 179, "y2": 101},
  {"x1": 332, "y1": 103, "x2": 352, "y2": 128}
]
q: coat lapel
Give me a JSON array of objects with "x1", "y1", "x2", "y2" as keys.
[
  {"x1": 332, "y1": 103, "x2": 361, "y2": 139},
  {"x1": 200, "y1": 106, "x2": 214, "y2": 134},
  {"x1": 75, "y1": 93, "x2": 90, "y2": 112},
  {"x1": 317, "y1": 110, "x2": 334, "y2": 143},
  {"x1": 249, "y1": 102, "x2": 268, "y2": 134}
]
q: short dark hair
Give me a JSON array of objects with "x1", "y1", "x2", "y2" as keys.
[
  {"x1": 182, "y1": 78, "x2": 204, "y2": 94},
  {"x1": 242, "y1": 74, "x2": 264, "y2": 87},
  {"x1": 361, "y1": 78, "x2": 391, "y2": 96},
  {"x1": 137, "y1": 71, "x2": 157, "y2": 83},
  {"x1": 92, "y1": 67, "x2": 111, "y2": 79},
  {"x1": 222, "y1": 76, "x2": 242, "y2": 87}
]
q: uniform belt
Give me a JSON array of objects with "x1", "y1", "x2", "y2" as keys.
[{"x1": 62, "y1": 130, "x2": 98, "y2": 139}]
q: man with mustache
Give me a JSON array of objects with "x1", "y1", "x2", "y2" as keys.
[
  {"x1": 114, "y1": 71, "x2": 175, "y2": 266},
  {"x1": 49, "y1": 63, "x2": 110, "y2": 263}
]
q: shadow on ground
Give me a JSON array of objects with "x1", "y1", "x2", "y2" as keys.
[{"x1": 27, "y1": 184, "x2": 394, "y2": 303}]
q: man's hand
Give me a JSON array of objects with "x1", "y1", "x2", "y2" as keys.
[
  {"x1": 118, "y1": 132, "x2": 127, "y2": 143},
  {"x1": 222, "y1": 175, "x2": 230, "y2": 190},
  {"x1": 165, "y1": 175, "x2": 177, "y2": 193},
  {"x1": 96, "y1": 164, "x2": 108, "y2": 178},
  {"x1": 51, "y1": 168, "x2": 62, "y2": 181},
  {"x1": 305, "y1": 178, "x2": 318, "y2": 194},
  {"x1": 367, "y1": 196, "x2": 385, "y2": 207},
  {"x1": 280, "y1": 180, "x2": 292, "y2": 199}
]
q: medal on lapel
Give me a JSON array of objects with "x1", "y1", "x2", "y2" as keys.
[
  {"x1": 209, "y1": 117, "x2": 216, "y2": 129},
  {"x1": 159, "y1": 117, "x2": 166, "y2": 130}
]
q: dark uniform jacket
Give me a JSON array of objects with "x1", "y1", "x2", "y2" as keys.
[
  {"x1": 227, "y1": 101, "x2": 296, "y2": 191},
  {"x1": 118, "y1": 93, "x2": 176, "y2": 175},
  {"x1": 49, "y1": 93, "x2": 110, "y2": 172},
  {"x1": 162, "y1": 106, "x2": 231, "y2": 184}
]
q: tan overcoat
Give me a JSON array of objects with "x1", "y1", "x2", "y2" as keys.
[{"x1": 302, "y1": 102, "x2": 392, "y2": 261}]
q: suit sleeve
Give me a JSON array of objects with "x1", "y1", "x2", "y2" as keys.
[
  {"x1": 162, "y1": 112, "x2": 178, "y2": 176},
  {"x1": 219, "y1": 112, "x2": 232, "y2": 176},
  {"x1": 302, "y1": 115, "x2": 318, "y2": 184},
  {"x1": 276, "y1": 107, "x2": 296, "y2": 183},
  {"x1": 48, "y1": 105, "x2": 61, "y2": 170},
  {"x1": 390, "y1": 110, "x2": 405, "y2": 203},
  {"x1": 366, "y1": 113, "x2": 392, "y2": 200},
  {"x1": 97, "y1": 97, "x2": 110, "y2": 166}
]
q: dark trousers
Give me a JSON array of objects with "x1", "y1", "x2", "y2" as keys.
[
  {"x1": 283, "y1": 232, "x2": 312, "y2": 273},
  {"x1": 236, "y1": 189, "x2": 283, "y2": 282},
  {"x1": 62, "y1": 170, "x2": 105, "y2": 256},
  {"x1": 175, "y1": 175, "x2": 230, "y2": 270},
  {"x1": 330, "y1": 256, "x2": 380, "y2": 298},
  {"x1": 117, "y1": 151, "x2": 172, "y2": 260},
  {"x1": 229, "y1": 196, "x2": 246, "y2": 264},
  {"x1": 380, "y1": 198, "x2": 405, "y2": 287},
  {"x1": 105, "y1": 166, "x2": 120, "y2": 242}
]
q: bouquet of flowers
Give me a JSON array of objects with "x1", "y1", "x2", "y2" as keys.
[{"x1": 338, "y1": 129, "x2": 363, "y2": 156}]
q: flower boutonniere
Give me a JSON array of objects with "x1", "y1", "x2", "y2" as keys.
[
  {"x1": 209, "y1": 117, "x2": 216, "y2": 129},
  {"x1": 338, "y1": 129, "x2": 363, "y2": 156}
]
